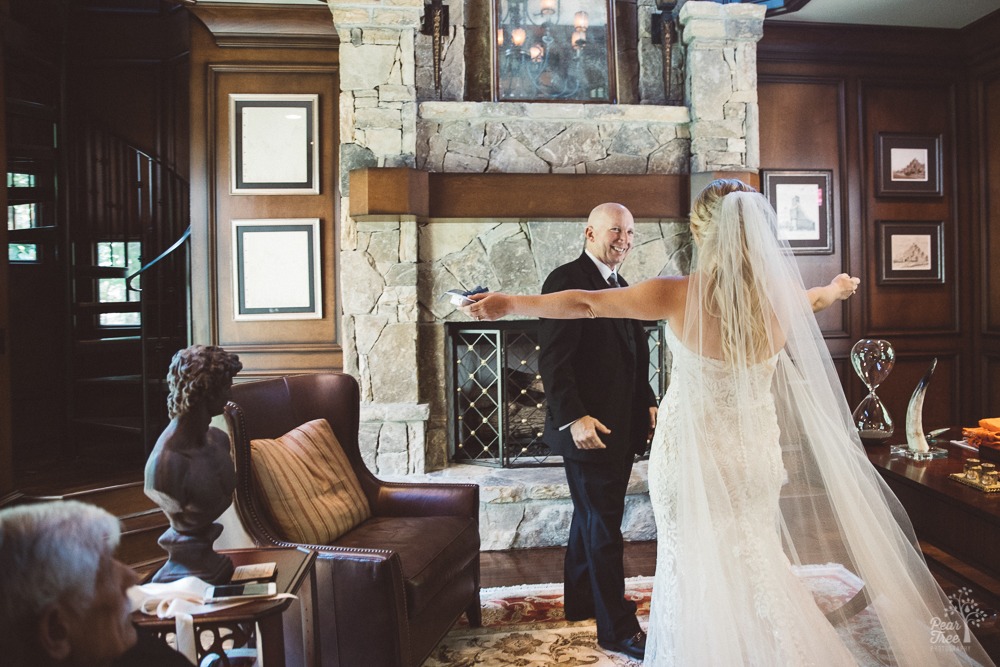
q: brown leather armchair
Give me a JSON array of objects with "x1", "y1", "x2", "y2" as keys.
[{"x1": 224, "y1": 373, "x2": 481, "y2": 667}]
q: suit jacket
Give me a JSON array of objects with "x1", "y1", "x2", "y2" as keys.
[{"x1": 539, "y1": 253, "x2": 657, "y2": 462}]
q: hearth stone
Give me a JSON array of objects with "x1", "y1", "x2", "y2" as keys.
[{"x1": 383, "y1": 461, "x2": 655, "y2": 550}]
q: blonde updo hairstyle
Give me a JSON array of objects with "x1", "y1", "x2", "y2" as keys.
[{"x1": 689, "y1": 178, "x2": 757, "y2": 245}]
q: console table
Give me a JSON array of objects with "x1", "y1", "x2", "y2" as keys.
[
  {"x1": 134, "y1": 547, "x2": 317, "y2": 667},
  {"x1": 866, "y1": 441, "x2": 1000, "y2": 588}
]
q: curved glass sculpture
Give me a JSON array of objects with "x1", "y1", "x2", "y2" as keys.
[{"x1": 851, "y1": 339, "x2": 895, "y2": 444}]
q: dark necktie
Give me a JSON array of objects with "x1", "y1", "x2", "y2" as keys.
[{"x1": 607, "y1": 273, "x2": 620, "y2": 288}]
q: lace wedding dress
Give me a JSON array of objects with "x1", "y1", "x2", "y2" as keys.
[{"x1": 643, "y1": 192, "x2": 992, "y2": 666}]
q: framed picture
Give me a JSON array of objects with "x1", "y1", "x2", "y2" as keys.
[
  {"x1": 877, "y1": 221, "x2": 945, "y2": 285},
  {"x1": 230, "y1": 94, "x2": 319, "y2": 194},
  {"x1": 763, "y1": 170, "x2": 834, "y2": 255},
  {"x1": 232, "y1": 219, "x2": 322, "y2": 320},
  {"x1": 875, "y1": 133, "x2": 942, "y2": 197}
]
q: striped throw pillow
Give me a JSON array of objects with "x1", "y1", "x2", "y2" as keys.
[{"x1": 250, "y1": 418, "x2": 371, "y2": 544}]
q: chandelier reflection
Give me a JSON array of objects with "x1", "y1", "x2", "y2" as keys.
[{"x1": 494, "y1": 0, "x2": 614, "y2": 102}]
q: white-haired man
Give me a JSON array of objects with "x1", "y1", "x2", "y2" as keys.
[{"x1": 0, "y1": 500, "x2": 192, "y2": 667}]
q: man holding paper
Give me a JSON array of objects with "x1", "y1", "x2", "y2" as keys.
[{"x1": 537, "y1": 202, "x2": 657, "y2": 660}]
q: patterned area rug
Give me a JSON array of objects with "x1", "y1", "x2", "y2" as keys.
[
  {"x1": 425, "y1": 566, "x2": 893, "y2": 666},
  {"x1": 426, "y1": 577, "x2": 652, "y2": 667}
]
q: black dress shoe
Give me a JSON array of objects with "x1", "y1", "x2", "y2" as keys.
[{"x1": 598, "y1": 630, "x2": 646, "y2": 660}]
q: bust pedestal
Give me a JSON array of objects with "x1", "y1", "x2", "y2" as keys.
[{"x1": 151, "y1": 523, "x2": 234, "y2": 584}]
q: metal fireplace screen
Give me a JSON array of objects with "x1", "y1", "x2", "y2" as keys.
[{"x1": 447, "y1": 321, "x2": 666, "y2": 467}]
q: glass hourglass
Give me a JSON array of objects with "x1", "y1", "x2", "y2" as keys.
[{"x1": 851, "y1": 339, "x2": 895, "y2": 444}]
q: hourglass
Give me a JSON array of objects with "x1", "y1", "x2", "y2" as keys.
[{"x1": 851, "y1": 339, "x2": 895, "y2": 445}]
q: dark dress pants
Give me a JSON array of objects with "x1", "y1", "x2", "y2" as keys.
[{"x1": 563, "y1": 453, "x2": 640, "y2": 643}]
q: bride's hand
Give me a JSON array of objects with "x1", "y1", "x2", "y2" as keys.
[
  {"x1": 461, "y1": 293, "x2": 512, "y2": 321},
  {"x1": 831, "y1": 273, "x2": 860, "y2": 301}
]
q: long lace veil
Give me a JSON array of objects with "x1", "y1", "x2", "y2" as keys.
[{"x1": 649, "y1": 190, "x2": 992, "y2": 665}]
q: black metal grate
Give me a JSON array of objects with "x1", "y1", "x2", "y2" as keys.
[{"x1": 447, "y1": 321, "x2": 666, "y2": 467}]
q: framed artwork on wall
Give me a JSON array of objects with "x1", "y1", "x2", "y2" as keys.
[
  {"x1": 875, "y1": 133, "x2": 942, "y2": 197},
  {"x1": 877, "y1": 220, "x2": 945, "y2": 285},
  {"x1": 230, "y1": 94, "x2": 319, "y2": 194},
  {"x1": 232, "y1": 218, "x2": 322, "y2": 320},
  {"x1": 763, "y1": 170, "x2": 834, "y2": 255}
]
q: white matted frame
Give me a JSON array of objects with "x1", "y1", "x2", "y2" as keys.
[
  {"x1": 232, "y1": 219, "x2": 322, "y2": 320},
  {"x1": 230, "y1": 94, "x2": 319, "y2": 194}
]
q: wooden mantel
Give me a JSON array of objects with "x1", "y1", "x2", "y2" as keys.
[
  {"x1": 348, "y1": 168, "x2": 762, "y2": 221},
  {"x1": 349, "y1": 168, "x2": 694, "y2": 221}
]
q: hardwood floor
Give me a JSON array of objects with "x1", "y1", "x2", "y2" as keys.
[{"x1": 480, "y1": 540, "x2": 656, "y2": 589}]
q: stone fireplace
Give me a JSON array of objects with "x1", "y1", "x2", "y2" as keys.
[{"x1": 324, "y1": 0, "x2": 765, "y2": 548}]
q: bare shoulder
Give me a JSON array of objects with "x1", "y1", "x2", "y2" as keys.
[
  {"x1": 648, "y1": 276, "x2": 688, "y2": 317},
  {"x1": 612, "y1": 275, "x2": 688, "y2": 321},
  {"x1": 640, "y1": 275, "x2": 688, "y2": 299}
]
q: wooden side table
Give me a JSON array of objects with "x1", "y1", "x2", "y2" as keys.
[{"x1": 134, "y1": 547, "x2": 317, "y2": 667}]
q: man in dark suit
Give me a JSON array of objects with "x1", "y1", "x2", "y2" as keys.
[{"x1": 539, "y1": 202, "x2": 657, "y2": 661}]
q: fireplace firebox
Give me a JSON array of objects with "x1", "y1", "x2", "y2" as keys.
[{"x1": 446, "y1": 321, "x2": 666, "y2": 467}]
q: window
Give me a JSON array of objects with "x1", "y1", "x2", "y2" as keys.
[
  {"x1": 6, "y1": 167, "x2": 53, "y2": 230},
  {"x1": 7, "y1": 169, "x2": 47, "y2": 264},
  {"x1": 8, "y1": 203, "x2": 38, "y2": 229},
  {"x1": 7, "y1": 172, "x2": 35, "y2": 187},
  {"x1": 96, "y1": 241, "x2": 142, "y2": 326},
  {"x1": 8, "y1": 242, "x2": 38, "y2": 262}
]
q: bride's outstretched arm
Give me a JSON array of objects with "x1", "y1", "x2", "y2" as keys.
[
  {"x1": 807, "y1": 273, "x2": 859, "y2": 312},
  {"x1": 463, "y1": 276, "x2": 685, "y2": 322}
]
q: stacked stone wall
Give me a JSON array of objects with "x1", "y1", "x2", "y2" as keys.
[{"x1": 328, "y1": 1, "x2": 764, "y2": 485}]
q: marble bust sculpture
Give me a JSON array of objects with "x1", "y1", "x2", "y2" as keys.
[{"x1": 144, "y1": 344, "x2": 243, "y2": 584}]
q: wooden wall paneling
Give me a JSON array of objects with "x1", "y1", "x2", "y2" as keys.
[
  {"x1": 758, "y1": 22, "x2": 960, "y2": 71},
  {"x1": 860, "y1": 81, "x2": 960, "y2": 335},
  {"x1": 188, "y1": 6, "x2": 341, "y2": 378},
  {"x1": 189, "y1": 3, "x2": 338, "y2": 50},
  {"x1": 758, "y1": 75, "x2": 852, "y2": 338},
  {"x1": 876, "y1": 352, "x2": 961, "y2": 436},
  {"x1": 71, "y1": 61, "x2": 163, "y2": 158},
  {"x1": 984, "y1": 75, "x2": 1000, "y2": 334},
  {"x1": 68, "y1": 2, "x2": 190, "y2": 161},
  {"x1": 757, "y1": 22, "x2": 980, "y2": 426},
  {"x1": 0, "y1": 24, "x2": 10, "y2": 497},
  {"x1": 4, "y1": 12, "x2": 68, "y2": 467},
  {"x1": 210, "y1": 65, "x2": 340, "y2": 375},
  {"x1": 975, "y1": 70, "x2": 1000, "y2": 421},
  {"x1": 963, "y1": 10, "x2": 1000, "y2": 71},
  {"x1": 986, "y1": 355, "x2": 1000, "y2": 418}
]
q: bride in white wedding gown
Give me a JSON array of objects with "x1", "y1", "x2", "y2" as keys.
[{"x1": 464, "y1": 179, "x2": 993, "y2": 666}]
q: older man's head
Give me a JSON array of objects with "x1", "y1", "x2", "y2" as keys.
[{"x1": 0, "y1": 500, "x2": 138, "y2": 667}]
